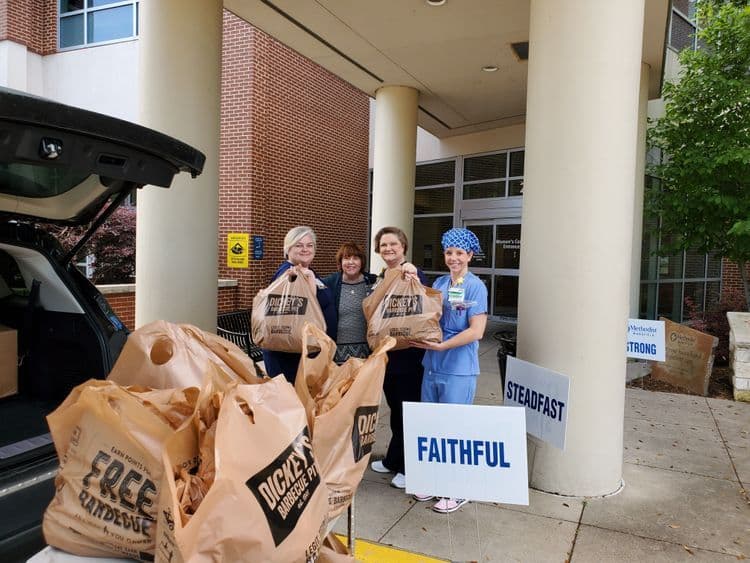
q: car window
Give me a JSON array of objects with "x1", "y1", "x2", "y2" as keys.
[
  {"x1": 0, "y1": 249, "x2": 28, "y2": 296},
  {"x1": 0, "y1": 162, "x2": 90, "y2": 198}
]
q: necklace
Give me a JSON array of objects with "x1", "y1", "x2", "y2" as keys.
[{"x1": 344, "y1": 278, "x2": 363, "y2": 295}]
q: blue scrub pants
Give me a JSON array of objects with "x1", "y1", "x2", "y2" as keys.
[{"x1": 421, "y1": 370, "x2": 477, "y2": 404}]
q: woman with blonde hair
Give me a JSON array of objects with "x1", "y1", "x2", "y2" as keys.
[{"x1": 261, "y1": 226, "x2": 336, "y2": 383}]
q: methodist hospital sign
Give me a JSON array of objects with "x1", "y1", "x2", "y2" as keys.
[
  {"x1": 626, "y1": 318, "x2": 665, "y2": 361},
  {"x1": 403, "y1": 402, "x2": 529, "y2": 505}
]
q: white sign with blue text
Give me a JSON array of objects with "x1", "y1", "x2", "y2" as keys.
[
  {"x1": 626, "y1": 318, "x2": 665, "y2": 361},
  {"x1": 504, "y1": 356, "x2": 570, "y2": 451},
  {"x1": 403, "y1": 402, "x2": 529, "y2": 505}
]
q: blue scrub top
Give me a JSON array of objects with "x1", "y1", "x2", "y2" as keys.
[{"x1": 422, "y1": 271, "x2": 488, "y2": 376}]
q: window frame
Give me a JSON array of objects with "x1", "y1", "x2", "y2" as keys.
[
  {"x1": 668, "y1": 3, "x2": 699, "y2": 53},
  {"x1": 58, "y1": 0, "x2": 139, "y2": 51},
  {"x1": 639, "y1": 217, "x2": 723, "y2": 322}
]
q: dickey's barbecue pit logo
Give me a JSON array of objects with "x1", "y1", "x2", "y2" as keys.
[
  {"x1": 381, "y1": 294, "x2": 423, "y2": 319},
  {"x1": 351, "y1": 405, "x2": 378, "y2": 462},
  {"x1": 246, "y1": 428, "x2": 320, "y2": 547},
  {"x1": 265, "y1": 294, "x2": 308, "y2": 317}
]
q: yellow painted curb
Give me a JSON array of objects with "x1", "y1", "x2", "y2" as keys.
[{"x1": 335, "y1": 535, "x2": 448, "y2": 562}]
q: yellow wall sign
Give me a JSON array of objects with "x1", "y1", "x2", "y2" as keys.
[{"x1": 227, "y1": 233, "x2": 249, "y2": 268}]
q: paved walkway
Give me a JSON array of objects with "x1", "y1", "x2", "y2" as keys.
[{"x1": 335, "y1": 322, "x2": 750, "y2": 562}]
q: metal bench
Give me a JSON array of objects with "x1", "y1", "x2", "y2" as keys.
[{"x1": 217, "y1": 309, "x2": 263, "y2": 365}]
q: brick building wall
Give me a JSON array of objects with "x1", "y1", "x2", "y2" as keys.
[
  {"x1": 219, "y1": 12, "x2": 371, "y2": 307},
  {"x1": 3, "y1": 7, "x2": 369, "y2": 322},
  {"x1": 721, "y1": 258, "x2": 749, "y2": 308},
  {"x1": 0, "y1": 0, "x2": 56, "y2": 55},
  {"x1": 105, "y1": 292, "x2": 136, "y2": 330},
  {"x1": 103, "y1": 285, "x2": 240, "y2": 331}
]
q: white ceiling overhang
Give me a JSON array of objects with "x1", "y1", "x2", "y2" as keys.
[{"x1": 224, "y1": 0, "x2": 670, "y2": 138}]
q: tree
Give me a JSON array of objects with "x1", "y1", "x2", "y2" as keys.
[
  {"x1": 647, "y1": 0, "x2": 750, "y2": 308},
  {"x1": 49, "y1": 205, "x2": 136, "y2": 284}
]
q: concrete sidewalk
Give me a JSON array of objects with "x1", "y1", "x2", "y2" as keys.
[{"x1": 336, "y1": 322, "x2": 750, "y2": 562}]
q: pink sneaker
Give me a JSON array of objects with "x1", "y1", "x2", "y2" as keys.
[
  {"x1": 432, "y1": 498, "x2": 468, "y2": 514},
  {"x1": 412, "y1": 493, "x2": 434, "y2": 502}
]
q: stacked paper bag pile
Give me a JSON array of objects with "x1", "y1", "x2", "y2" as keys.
[{"x1": 42, "y1": 320, "x2": 387, "y2": 562}]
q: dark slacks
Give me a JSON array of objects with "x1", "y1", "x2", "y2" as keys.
[{"x1": 382, "y1": 366, "x2": 424, "y2": 474}]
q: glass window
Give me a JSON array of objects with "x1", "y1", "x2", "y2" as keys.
[
  {"x1": 462, "y1": 150, "x2": 522, "y2": 201},
  {"x1": 670, "y1": 10, "x2": 696, "y2": 51},
  {"x1": 672, "y1": 0, "x2": 696, "y2": 20},
  {"x1": 61, "y1": 1, "x2": 84, "y2": 13},
  {"x1": 639, "y1": 282, "x2": 657, "y2": 319},
  {"x1": 0, "y1": 249, "x2": 28, "y2": 294},
  {"x1": 463, "y1": 181, "x2": 505, "y2": 200},
  {"x1": 684, "y1": 249, "x2": 706, "y2": 278},
  {"x1": 414, "y1": 187, "x2": 453, "y2": 214},
  {"x1": 0, "y1": 162, "x2": 90, "y2": 197},
  {"x1": 640, "y1": 215, "x2": 659, "y2": 280},
  {"x1": 657, "y1": 282, "x2": 682, "y2": 320},
  {"x1": 706, "y1": 281, "x2": 721, "y2": 307},
  {"x1": 412, "y1": 216, "x2": 452, "y2": 272},
  {"x1": 59, "y1": 0, "x2": 138, "y2": 49},
  {"x1": 60, "y1": 14, "x2": 84, "y2": 48},
  {"x1": 87, "y1": 5, "x2": 134, "y2": 44},
  {"x1": 495, "y1": 225, "x2": 521, "y2": 269},
  {"x1": 508, "y1": 179, "x2": 523, "y2": 197},
  {"x1": 89, "y1": 0, "x2": 124, "y2": 6},
  {"x1": 508, "y1": 150, "x2": 524, "y2": 177},
  {"x1": 707, "y1": 252, "x2": 722, "y2": 278},
  {"x1": 639, "y1": 209, "x2": 721, "y2": 322},
  {"x1": 658, "y1": 243, "x2": 683, "y2": 279},
  {"x1": 466, "y1": 225, "x2": 492, "y2": 268},
  {"x1": 475, "y1": 273, "x2": 492, "y2": 311},
  {"x1": 494, "y1": 275, "x2": 519, "y2": 318},
  {"x1": 464, "y1": 153, "x2": 506, "y2": 182},
  {"x1": 415, "y1": 161, "x2": 454, "y2": 187},
  {"x1": 423, "y1": 272, "x2": 440, "y2": 287},
  {"x1": 683, "y1": 281, "x2": 705, "y2": 321}
]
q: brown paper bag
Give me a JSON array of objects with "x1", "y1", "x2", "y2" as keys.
[
  {"x1": 43, "y1": 380, "x2": 199, "y2": 561},
  {"x1": 318, "y1": 533, "x2": 355, "y2": 562},
  {"x1": 295, "y1": 324, "x2": 395, "y2": 519},
  {"x1": 108, "y1": 320, "x2": 263, "y2": 389},
  {"x1": 170, "y1": 367, "x2": 238, "y2": 525},
  {"x1": 251, "y1": 270, "x2": 326, "y2": 353},
  {"x1": 154, "y1": 371, "x2": 329, "y2": 563},
  {"x1": 362, "y1": 269, "x2": 442, "y2": 350}
]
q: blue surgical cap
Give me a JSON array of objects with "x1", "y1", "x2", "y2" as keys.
[{"x1": 441, "y1": 228, "x2": 481, "y2": 254}]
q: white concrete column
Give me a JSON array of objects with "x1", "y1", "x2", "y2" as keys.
[
  {"x1": 136, "y1": 0, "x2": 221, "y2": 330},
  {"x1": 630, "y1": 63, "x2": 650, "y2": 318},
  {"x1": 518, "y1": 0, "x2": 646, "y2": 496},
  {"x1": 0, "y1": 41, "x2": 29, "y2": 90},
  {"x1": 370, "y1": 86, "x2": 419, "y2": 271}
]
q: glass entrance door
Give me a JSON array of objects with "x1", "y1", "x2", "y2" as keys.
[{"x1": 464, "y1": 220, "x2": 521, "y2": 322}]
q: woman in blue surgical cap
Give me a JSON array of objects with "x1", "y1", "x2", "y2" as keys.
[{"x1": 409, "y1": 227, "x2": 488, "y2": 514}]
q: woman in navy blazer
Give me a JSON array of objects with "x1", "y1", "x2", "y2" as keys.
[{"x1": 261, "y1": 226, "x2": 336, "y2": 384}]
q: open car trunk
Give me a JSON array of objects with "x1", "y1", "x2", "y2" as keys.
[{"x1": 0, "y1": 87, "x2": 205, "y2": 561}]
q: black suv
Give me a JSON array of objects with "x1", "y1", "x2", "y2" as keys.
[{"x1": 0, "y1": 87, "x2": 205, "y2": 561}]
